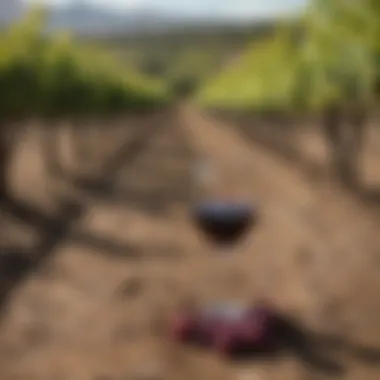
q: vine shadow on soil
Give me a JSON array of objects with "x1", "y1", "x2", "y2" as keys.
[
  {"x1": 57, "y1": 109, "x2": 197, "y2": 218},
  {"x1": 227, "y1": 314, "x2": 380, "y2": 376},
  {"x1": 0, "y1": 110, "x2": 192, "y2": 322},
  {"x1": 209, "y1": 109, "x2": 324, "y2": 179}
]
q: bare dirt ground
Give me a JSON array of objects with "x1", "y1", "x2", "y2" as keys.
[{"x1": 1, "y1": 105, "x2": 380, "y2": 380}]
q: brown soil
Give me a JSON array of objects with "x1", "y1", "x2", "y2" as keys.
[{"x1": 1, "y1": 105, "x2": 380, "y2": 380}]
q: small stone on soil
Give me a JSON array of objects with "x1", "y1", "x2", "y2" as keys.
[{"x1": 116, "y1": 277, "x2": 144, "y2": 299}]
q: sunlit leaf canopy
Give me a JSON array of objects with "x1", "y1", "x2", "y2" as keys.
[
  {"x1": 198, "y1": 0, "x2": 380, "y2": 111},
  {"x1": 0, "y1": 7, "x2": 168, "y2": 120}
]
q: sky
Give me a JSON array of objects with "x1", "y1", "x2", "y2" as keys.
[{"x1": 26, "y1": 0, "x2": 309, "y2": 19}]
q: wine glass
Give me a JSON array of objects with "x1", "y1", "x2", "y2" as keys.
[
  {"x1": 191, "y1": 199, "x2": 257, "y2": 300},
  {"x1": 192, "y1": 156, "x2": 258, "y2": 300}
]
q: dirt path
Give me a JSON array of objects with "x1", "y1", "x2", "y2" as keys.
[{"x1": 1, "y1": 106, "x2": 380, "y2": 380}]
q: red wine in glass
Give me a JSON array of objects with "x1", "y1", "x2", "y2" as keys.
[{"x1": 192, "y1": 200, "x2": 257, "y2": 250}]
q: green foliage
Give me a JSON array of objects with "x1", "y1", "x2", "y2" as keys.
[
  {"x1": 0, "y1": 8, "x2": 168, "y2": 121},
  {"x1": 198, "y1": 0, "x2": 380, "y2": 112},
  {"x1": 90, "y1": 28, "x2": 262, "y2": 99},
  {"x1": 140, "y1": 56, "x2": 167, "y2": 77},
  {"x1": 170, "y1": 75, "x2": 200, "y2": 99}
]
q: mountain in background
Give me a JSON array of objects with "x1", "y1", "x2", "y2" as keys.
[
  {"x1": 0, "y1": 0, "x2": 294, "y2": 36},
  {"x1": 45, "y1": 1, "x2": 264, "y2": 36},
  {"x1": 45, "y1": 2, "x2": 171, "y2": 35},
  {"x1": 0, "y1": 0, "x2": 24, "y2": 25}
]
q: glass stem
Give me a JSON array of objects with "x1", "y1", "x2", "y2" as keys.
[{"x1": 214, "y1": 245, "x2": 242, "y2": 299}]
